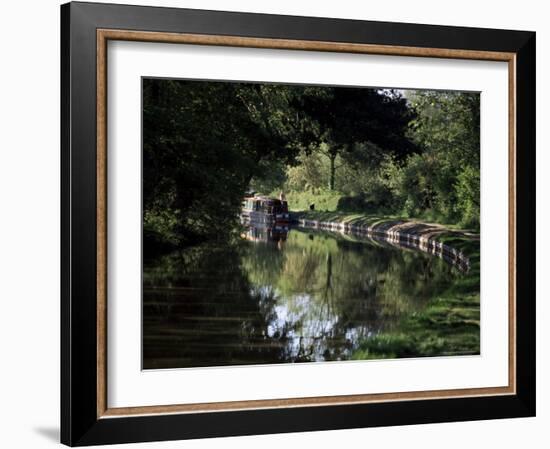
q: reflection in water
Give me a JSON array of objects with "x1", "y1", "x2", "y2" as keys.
[{"x1": 143, "y1": 226, "x2": 463, "y2": 369}]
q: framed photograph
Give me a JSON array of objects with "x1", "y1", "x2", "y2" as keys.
[{"x1": 61, "y1": 1, "x2": 535, "y2": 446}]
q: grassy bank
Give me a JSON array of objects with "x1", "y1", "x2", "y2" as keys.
[
  {"x1": 295, "y1": 210, "x2": 481, "y2": 359},
  {"x1": 352, "y1": 279, "x2": 480, "y2": 359},
  {"x1": 278, "y1": 189, "x2": 479, "y2": 231},
  {"x1": 292, "y1": 210, "x2": 480, "y2": 237},
  {"x1": 276, "y1": 190, "x2": 342, "y2": 212}
]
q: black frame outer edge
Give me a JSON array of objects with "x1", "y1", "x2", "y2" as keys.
[
  {"x1": 514, "y1": 33, "x2": 536, "y2": 414},
  {"x1": 60, "y1": 2, "x2": 71, "y2": 446},
  {"x1": 60, "y1": 2, "x2": 536, "y2": 446}
]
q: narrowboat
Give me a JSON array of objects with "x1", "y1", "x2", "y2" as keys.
[{"x1": 241, "y1": 195, "x2": 290, "y2": 225}]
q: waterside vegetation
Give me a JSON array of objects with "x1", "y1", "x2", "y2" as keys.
[
  {"x1": 293, "y1": 211, "x2": 481, "y2": 359},
  {"x1": 143, "y1": 79, "x2": 480, "y2": 253},
  {"x1": 142, "y1": 78, "x2": 481, "y2": 365}
]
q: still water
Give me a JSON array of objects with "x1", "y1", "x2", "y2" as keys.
[{"x1": 143, "y1": 227, "x2": 464, "y2": 369}]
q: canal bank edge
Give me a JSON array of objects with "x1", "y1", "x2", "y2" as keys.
[{"x1": 292, "y1": 211, "x2": 478, "y2": 272}]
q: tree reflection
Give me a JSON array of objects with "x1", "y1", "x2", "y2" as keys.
[{"x1": 143, "y1": 228, "x2": 460, "y2": 369}]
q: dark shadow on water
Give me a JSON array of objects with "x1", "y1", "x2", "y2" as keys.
[
  {"x1": 143, "y1": 225, "x2": 475, "y2": 369},
  {"x1": 34, "y1": 426, "x2": 59, "y2": 443}
]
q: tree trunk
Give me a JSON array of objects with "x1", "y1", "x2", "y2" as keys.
[{"x1": 329, "y1": 153, "x2": 336, "y2": 191}]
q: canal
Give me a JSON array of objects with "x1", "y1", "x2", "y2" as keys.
[{"x1": 143, "y1": 226, "x2": 474, "y2": 369}]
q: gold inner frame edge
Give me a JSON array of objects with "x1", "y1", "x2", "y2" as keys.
[{"x1": 96, "y1": 28, "x2": 517, "y2": 419}]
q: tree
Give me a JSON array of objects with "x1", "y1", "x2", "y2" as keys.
[
  {"x1": 143, "y1": 79, "x2": 310, "y2": 250},
  {"x1": 294, "y1": 87, "x2": 416, "y2": 190},
  {"x1": 405, "y1": 90, "x2": 480, "y2": 227}
]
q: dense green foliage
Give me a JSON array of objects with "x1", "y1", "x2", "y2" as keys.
[
  {"x1": 291, "y1": 88, "x2": 416, "y2": 190},
  {"x1": 400, "y1": 91, "x2": 480, "y2": 227},
  {"x1": 266, "y1": 91, "x2": 480, "y2": 229},
  {"x1": 143, "y1": 79, "x2": 314, "y2": 251},
  {"x1": 143, "y1": 80, "x2": 480, "y2": 255}
]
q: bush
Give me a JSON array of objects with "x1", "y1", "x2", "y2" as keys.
[
  {"x1": 336, "y1": 194, "x2": 385, "y2": 213},
  {"x1": 454, "y1": 165, "x2": 480, "y2": 229},
  {"x1": 336, "y1": 195, "x2": 369, "y2": 212}
]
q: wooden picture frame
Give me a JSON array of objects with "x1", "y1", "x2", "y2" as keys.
[{"x1": 61, "y1": 1, "x2": 535, "y2": 446}]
